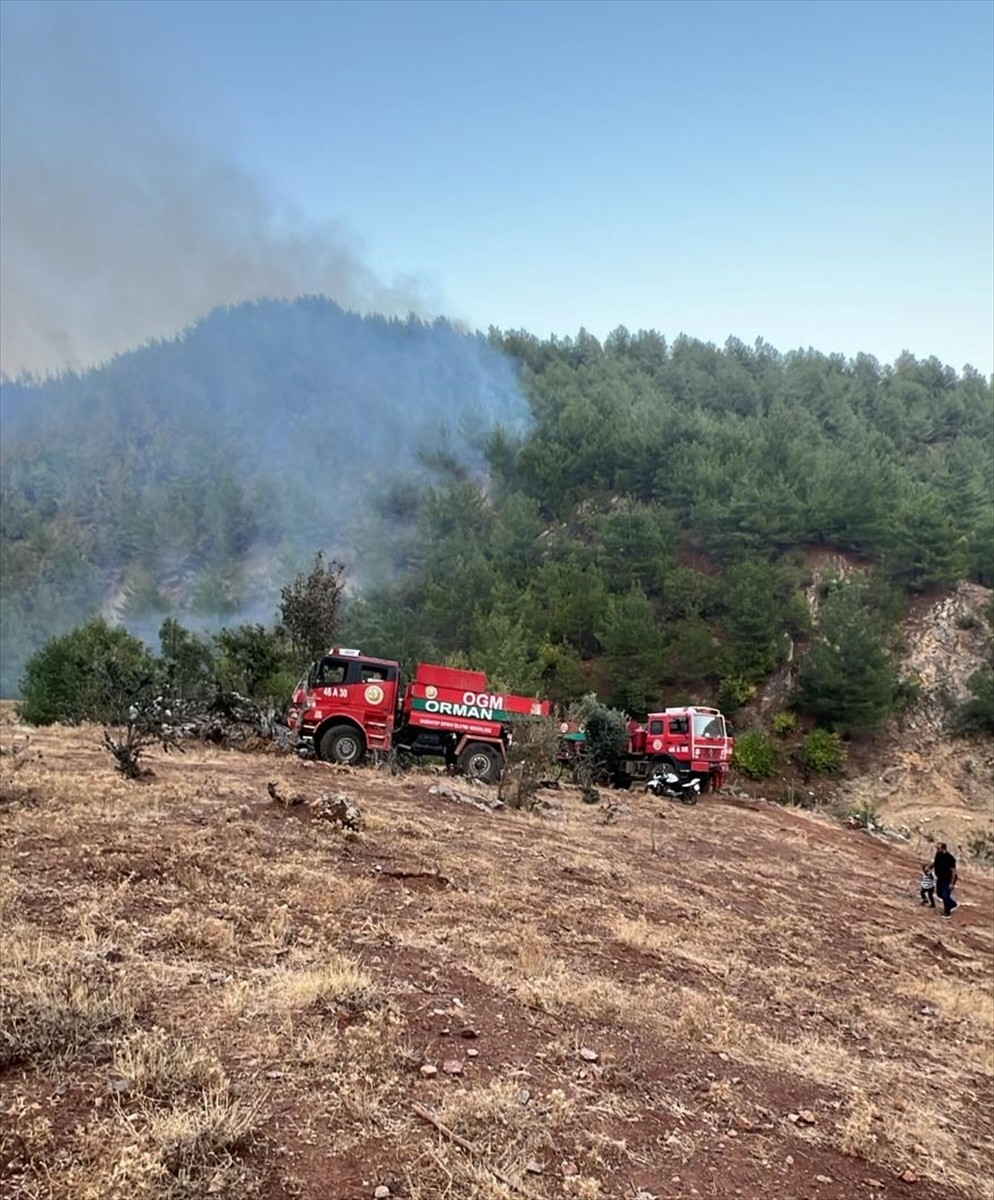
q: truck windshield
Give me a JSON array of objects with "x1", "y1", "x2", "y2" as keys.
[
  {"x1": 312, "y1": 659, "x2": 347, "y2": 686},
  {"x1": 693, "y1": 713, "x2": 725, "y2": 739}
]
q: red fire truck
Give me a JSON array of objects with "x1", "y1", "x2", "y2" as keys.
[
  {"x1": 619, "y1": 707, "x2": 734, "y2": 790},
  {"x1": 560, "y1": 706, "x2": 734, "y2": 792},
  {"x1": 287, "y1": 648, "x2": 550, "y2": 783}
]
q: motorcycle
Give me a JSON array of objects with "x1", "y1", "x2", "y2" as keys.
[{"x1": 645, "y1": 770, "x2": 700, "y2": 805}]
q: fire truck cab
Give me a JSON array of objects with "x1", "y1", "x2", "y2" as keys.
[{"x1": 619, "y1": 706, "x2": 733, "y2": 791}]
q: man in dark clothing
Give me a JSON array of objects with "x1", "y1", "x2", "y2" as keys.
[{"x1": 932, "y1": 844, "x2": 958, "y2": 917}]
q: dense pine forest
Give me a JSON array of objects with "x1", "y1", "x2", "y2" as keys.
[{"x1": 1, "y1": 298, "x2": 992, "y2": 726}]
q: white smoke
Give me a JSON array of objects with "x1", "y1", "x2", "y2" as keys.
[{"x1": 0, "y1": 4, "x2": 423, "y2": 377}]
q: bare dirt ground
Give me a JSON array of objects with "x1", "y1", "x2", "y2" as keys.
[{"x1": 2, "y1": 713, "x2": 992, "y2": 1200}]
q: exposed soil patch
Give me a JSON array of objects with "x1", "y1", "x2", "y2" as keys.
[{"x1": 1, "y1": 716, "x2": 992, "y2": 1199}]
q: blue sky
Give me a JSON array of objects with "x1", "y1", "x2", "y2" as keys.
[{"x1": 1, "y1": 0, "x2": 991, "y2": 376}]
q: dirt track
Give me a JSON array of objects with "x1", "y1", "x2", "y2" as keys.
[{"x1": 2, "y1": 720, "x2": 992, "y2": 1199}]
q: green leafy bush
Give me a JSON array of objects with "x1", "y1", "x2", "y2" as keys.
[
  {"x1": 16, "y1": 619, "x2": 157, "y2": 726},
  {"x1": 771, "y1": 711, "x2": 798, "y2": 735},
  {"x1": 718, "y1": 676, "x2": 757, "y2": 716},
  {"x1": 215, "y1": 624, "x2": 290, "y2": 699},
  {"x1": 802, "y1": 728, "x2": 847, "y2": 774},
  {"x1": 731, "y1": 730, "x2": 782, "y2": 780},
  {"x1": 566, "y1": 694, "x2": 629, "y2": 784}
]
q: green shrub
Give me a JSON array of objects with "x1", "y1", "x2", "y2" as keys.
[
  {"x1": 718, "y1": 676, "x2": 757, "y2": 716},
  {"x1": 159, "y1": 618, "x2": 217, "y2": 699},
  {"x1": 802, "y1": 728, "x2": 847, "y2": 774},
  {"x1": 731, "y1": 730, "x2": 782, "y2": 780},
  {"x1": 16, "y1": 619, "x2": 157, "y2": 726},
  {"x1": 771, "y1": 711, "x2": 798, "y2": 736},
  {"x1": 214, "y1": 624, "x2": 290, "y2": 699},
  {"x1": 565, "y1": 694, "x2": 629, "y2": 784}
]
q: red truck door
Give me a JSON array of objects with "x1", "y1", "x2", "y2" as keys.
[{"x1": 307, "y1": 652, "x2": 400, "y2": 756}]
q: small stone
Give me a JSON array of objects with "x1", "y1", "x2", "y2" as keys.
[
  {"x1": 900, "y1": 1170, "x2": 918, "y2": 1184},
  {"x1": 798, "y1": 1109, "x2": 817, "y2": 1125},
  {"x1": 579, "y1": 1047, "x2": 599, "y2": 1062},
  {"x1": 442, "y1": 1059, "x2": 463, "y2": 1075},
  {"x1": 785, "y1": 1155, "x2": 794, "y2": 1166},
  {"x1": 374, "y1": 1189, "x2": 391, "y2": 1200},
  {"x1": 787, "y1": 1112, "x2": 800, "y2": 1123},
  {"x1": 459, "y1": 1027, "x2": 478, "y2": 1039},
  {"x1": 420, "y1": 1064, "x2": 438, "y2": 1077},
  {"x1": 452, "y1": 997, "x2": 464, "y2": 1007},
  {"x1": 865, "y1": 1180, "x2": 884, "y2": 1189},
  {"x1": 467, "y1": 1048, "x2": 479, "y2": 1058},
  {"x1": 525, "y1": 1160, "x2": 542, "y2": 1175},
  {"x1": 815, "y1": 1176, "x2": 833, "y2": 1184},
  {"x1": 517, "y1": 1088, "x2": 530, "y2": 1104}
]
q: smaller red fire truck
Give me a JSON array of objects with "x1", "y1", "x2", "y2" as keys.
[
  {"x1": 560, "y1": 707, "x2": 734, "y2": 792},
  {"x1": 287, "y1": 648, "x2": 550, "y2": 783},
  {"x1": 618, "y1": 706, "x2": 734, "y2": 790}
]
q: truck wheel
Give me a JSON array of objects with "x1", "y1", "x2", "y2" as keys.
[
  {"x1": 653, "y1": 756, "x2": 678, "y2": 776},
  {"x1": 317, "y1": 724, "x2": 366, "y2": 766},
  {"x1": 457, "y1": 743, "x2": 501, "y2": 784}
]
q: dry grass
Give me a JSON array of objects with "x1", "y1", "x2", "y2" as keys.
[
  {"x1": 2, "y1": 717, "x2": 993, "y2": 1199},
  {"x1": 0, "y1": 927, "x2": 140, "y2": 1067},
  {"x1": 257, "y1": 954, "x2": 386, "y2": 1015},
  {"x1": 24, "y1": 1088, "x2": 264, "y2": 1200},
  {"x1": 111, "y1": 1026, "x2": 228, "y2": 1101}
]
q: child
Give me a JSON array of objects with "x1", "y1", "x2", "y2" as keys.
[{"x1": 920, "y1": 863, "x2": 936, "y2": 908}]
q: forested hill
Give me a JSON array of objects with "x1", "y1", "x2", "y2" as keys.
[
  {"x1": 0, "y1": 299, "x2": 529, "y2": 694},
  {"x1": 1, "y1": 299, "x2": 992, "y2": 716}
]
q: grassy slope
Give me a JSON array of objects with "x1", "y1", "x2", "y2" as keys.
[{"x1": 1, "y1": 712, "x2": 992, "y2": 1200}]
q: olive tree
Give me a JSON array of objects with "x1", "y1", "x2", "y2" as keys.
[{"x1": 279, "y1": 552, "x2": 346, "y2": 664}]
